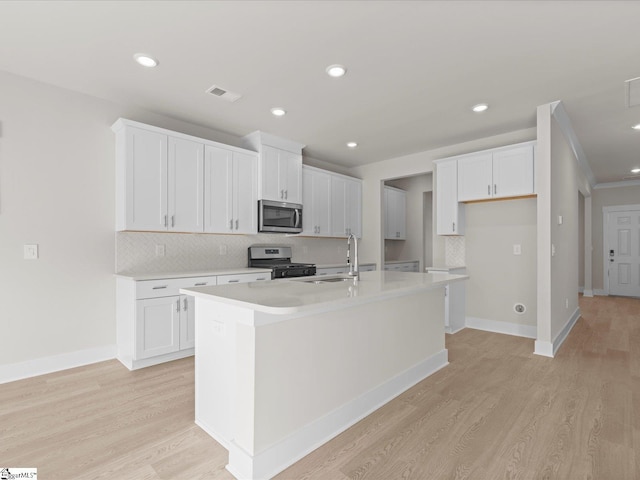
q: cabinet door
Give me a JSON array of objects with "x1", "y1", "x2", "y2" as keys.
[
  {"x1": 204, "y1": 145, "x2": 233, "y2": 233},
  {"x1": 281, "y1": 150, "x2": 303, "y2": 204},
  {"x1": 302, "y1": 168, "x2": 331, "y2": 237},
  {"x1": 384, "y1": 187, "x2": 406, "y2": 240},
  {"x1": 346, "y1": 179, "x2": 362, "y2": 238},
  {"x1": 217, "y1": 273, "x2": 271, "y2": 284},
  {"x1": 180, "y1": 294, "x2": 195, "y2": 350},
  {"x1": 261, "y1": 145, "x2": 282, "y2": 201},
  {"x1": 330, "y1": 177, "x2": 348, "y2": 236},
  {"x1": 436, "y1": 160, "x2": 464, "y2": 235},
  {"x1": 125, "y1": 127, "x2": 168, "y2": 231},
  {"x1": 457, "y1": 153, "x2": 493, "y2": 201},
  {"x1": 168, "y1": 136, "x2": 204, "y2": 232},
  {"x1": 492, "y1": 145, "x2": 534, "y2": 198},
  {"x1": 232, "y1": 152, "x2": 258, "y2": 234},
  {"x1": 135, "y1": 297, "x2": 180, "y2": 360}
]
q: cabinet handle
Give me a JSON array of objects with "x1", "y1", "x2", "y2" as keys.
[
  {"x1": 256, "y1": 277, "x2": 266, "y2": 281},
  {"x1": 229, "y1": 219, "x2": 233, "y2": 230},
  {"x1": 494, "y1": 184, "x2": 497, "y2": 195},
  {"x1": 453, "y1": 222, "x2": 456, "y2": 232},
  {"x1": 235, "y1": 219, "x2": 239, "y2": 230},
  {"x1": 488, "y1": 185, "x2": 491, "y2": 195},
  {"x1": 228, "y1": 279, "x2": 239, "y2": 283},
  {"x1": 285, "y1": 190, "x2": 288, "y2": 199},
  {"x1": 152, "y1": 285, "x2": 168, "y2": 290},
  {"x1": 164, "y1": 215, "x2": 168, "y2": 227},
  {"x1": 194, "y1": 282, "x2": 207, "y2": 286},
  {"x1": 280, "y1": 189, "x2": 284, "y2": 199},
  {"x1": 176, "y1": 299, "x2": 180, "y2": 312},
  {"x1": 171, "y1": 215, "x2": 175, "y2": 227},
  {"x1": 183, "y1": 298, "x2": 188, "y2": 311}
]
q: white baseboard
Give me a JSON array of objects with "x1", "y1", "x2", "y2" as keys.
[
  {"x1": 226, "y1": 349, "x2": 449, "y2": 480},
  {"x1": 594, "y1": 289, "x2": 608, "y2": 296},
  {"x1": 0, "y1": 344, "x2": 117, "y2": 384},
  {"x1": 534, "y1": 307, "x2": 581, "y2": 358},
  {"x1": 465, "y1": 316, "x2": 537, "y2": 339},
  {"x1": 582, "y1": 289, "x2": 594, "y2": 297}
]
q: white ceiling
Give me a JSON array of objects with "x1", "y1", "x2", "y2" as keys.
[{"x1": 1, "y1": 0, "x2": 640, "y2": 184}]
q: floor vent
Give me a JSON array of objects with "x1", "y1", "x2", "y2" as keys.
[
  {"x1": 206, "y1": 85, "x2": 242, "y2": 102},
  {"x1": 625, "y1": 77, "x2": 640, "y2": 107}
]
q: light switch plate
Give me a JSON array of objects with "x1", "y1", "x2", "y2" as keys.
[
  {"x1": 513, "y1": 244, "x2": 522, "y2": 255},
  {"x1": 24, "y1": 244, "x2": 39, "y2": 260},
  {"x1": 155, "y1": 244, "x2": 165, "y2": 257}
]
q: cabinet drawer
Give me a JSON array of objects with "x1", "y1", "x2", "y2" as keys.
[
  {"x1": 136, "y1": 276, "x2": 217, "y2": 299},
  {"x1": 217, "y1": 273, "x2": 271, "y2": 285}
]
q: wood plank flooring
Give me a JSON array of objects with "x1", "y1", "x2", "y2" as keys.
[{"x1": 1, "y1": 295, "x2": 638, "y2": 479}]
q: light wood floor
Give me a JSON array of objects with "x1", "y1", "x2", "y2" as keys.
[{"x1": 1, "y1": 295, "x2": 638, "y2": 479}]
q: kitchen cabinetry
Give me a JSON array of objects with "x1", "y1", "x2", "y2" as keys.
[
  {"x1": 426, "y1": 267, "x2": 466, "y2": 333},
  {"x1": 331, "y1": 175, "x2": 362, "y2": 238},
  {"x1": 117, "y1": 274, "x2": 218, "y2": 369},
  {"x1": 435, "y1": 159, "x2": 465, "y2": 235},
  {"x1": 457, "y1": 143, "x2": 535, "y2": 202},
  {"x1": 113, "y1": 122, "x2": 204, "y2": 232},
  {"x1": 384, "y1": 186, "x2": 407, "y2": 240},
  {"x1": 113, "y1": 118, "x2": 257, "y2": 234},
  {"x1": 216, "y1": 272, "x2": 271, "y2": 284},
  {"x1": 204, "y1": 145, "x2": 257, "y2": 234},
  {"x1": 242, "y1": 131, "x2": 305, "y2": 204},
  {"x1": 302, "y1": 166, "x2": 331, "y2": 236},
  {"x1": 384, "y1": 261, "x2": 419, "y2": 272},
  {"x1": 315, "y1": 264, "x2": 376, "y2": 276}
]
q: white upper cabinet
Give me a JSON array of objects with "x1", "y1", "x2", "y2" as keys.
[
  {"x1": 119, "y1": 126, "x2": 168, "y2": 231},
  {"x1": 242, "y1": 131, "x2": 305, "y2": 205},
  {"x1": 302, "y1": 166, "x2": 331, "y2": 236},
  {"x1": 331, "y1": 175, "x2": 362, "y2": 238},
  {"x1": 168, "y1": 136, "x2": 205, "y2": 232},
  {"x1": 204, "y1": 145, "x2": 257, "y2": 234},
  {"x1": 435, "y1": 159, "x2": 465, "y2": 235},
  {"x1": 457, "y1": 143, "x2": 534, "y2": 202},
  {"x1": 113, "y1": 118, "x2": 257, "y2": 234},
  {"x1": 384, "y1": 186, "x2": 407, "y2": 240}
]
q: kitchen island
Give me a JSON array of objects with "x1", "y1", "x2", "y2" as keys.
[{"x1": 181, "y1": 270, "x2": 467, "y2": 480}]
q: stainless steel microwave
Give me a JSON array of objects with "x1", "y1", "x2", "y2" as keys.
[{"x1": 258, "y1": 200, "x2": 303, "y2": 233}]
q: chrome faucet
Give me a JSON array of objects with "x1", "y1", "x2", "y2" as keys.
[{"x1": 347, "y1": 233, "x2": 359, "y2": 281}]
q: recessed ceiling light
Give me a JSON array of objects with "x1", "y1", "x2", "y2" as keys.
[
  {"x1": 632, "y1": 123, "x2": 640, "y2": 130},
  {"x1": 133, "y1": 53, "x2": 158, "y2": 68},
  {"x1": 631, "y1": 168, "x2": 640, "y2": 174},
  {"x1": 346, "y1": 142, "x2": 358, "y2": 148},
  {"x1": 326, "y1": 64, "x2": 347, "y2": 77},
  {"x1": 270, "y1": 107, "x2": 286, "y2": 117},
  {"x1": 472, "y1": 103, "x2": 489, "y2": 113}
]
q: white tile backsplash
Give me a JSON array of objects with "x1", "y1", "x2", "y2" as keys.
[
  {"x1": 444, "y1": 236, "x2": 465, "y2": 266},
  {"x1": 116, "y1": 232, "x2": 350, "y2": 274}
]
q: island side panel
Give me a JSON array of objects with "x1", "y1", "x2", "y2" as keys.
[{"x1": 244, "y1": 287, "x2": 446, "y2": 473}]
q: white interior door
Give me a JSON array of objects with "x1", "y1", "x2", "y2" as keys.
[{"x1": 606, "y1": 209, "x2": 640, "y2": 297}]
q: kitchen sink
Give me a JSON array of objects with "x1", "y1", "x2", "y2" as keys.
[{"x1": 295, "y1": 275, "x2": 354, "y2": 284}]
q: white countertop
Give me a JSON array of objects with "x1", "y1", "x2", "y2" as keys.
[
  {"x1": 181, "y1": 270, "x2": 468, "y2": 315},
  {"x1": 115, "y1": 267, "x2": 272, "y2": 281},
  {"x1": 425, "y1": 265, "x2": 466, "y2": 272},
  {"x1": 383, "y1": 259, "x2": 419, "y2": 265}
]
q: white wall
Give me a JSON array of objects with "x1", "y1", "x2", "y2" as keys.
[
  {"x1": 535, "y1": 102, "x2": 588, "y2": 356},
  {"x1": 591, "y1": 184, "x2": 640, "y2": 291},
  {"x1": 465, "y1": 198, "x2": 537, "y2": 329}
]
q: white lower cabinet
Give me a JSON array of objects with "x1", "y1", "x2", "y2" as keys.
[
  {"x1": 117, "y1": 274, "x2": 220, "y2": 370},
  {"x1": 384, "y1": 261, "x2": 419, "y2": 272},
  {"x1": 315, "y1": 264, "x2": 376, "y2": 276},
  {"x1": 426, "y1": 267, "x2": 466, "y2": 333}
]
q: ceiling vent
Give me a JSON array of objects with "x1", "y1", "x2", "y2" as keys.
[
  {"x1": 206, "y1": 85, "x2": 242, "y2": 103},
  {"x1": 625, "y1": 77, "x2": 640, "y2": 107}
]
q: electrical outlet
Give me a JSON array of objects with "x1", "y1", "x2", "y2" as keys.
[
  {"x1": 513, "y1": 244, "x2": 522, "y2": 255},
  {"x1": 155, "y1": 244, "x2": 165, "y2": 257},
  {"x1": 558, "y1": 215, "x2": 563, "y2": 225},
  {"x1": 24, "y1": 244, "x2": 39, "y2": 260},
  {"x1": 551, "y1": 244, "x2": 556, "y2": 257},
  {"x1": 219, "y1": 244, "x2": 227, "y2": 255}
]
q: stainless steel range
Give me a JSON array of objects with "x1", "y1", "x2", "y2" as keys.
[{"x1": 248, "y1": 245, "x2": 316, "y2": 279}]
